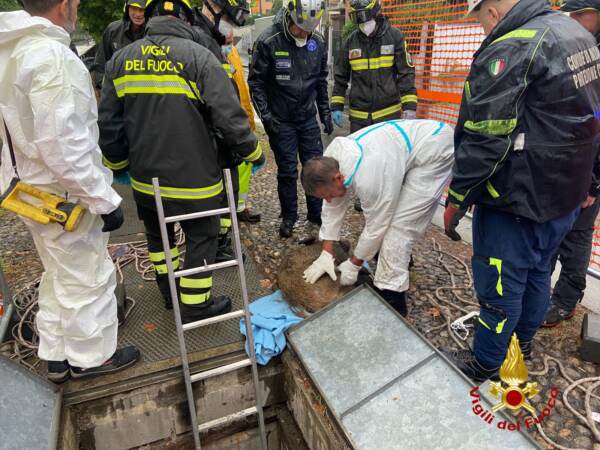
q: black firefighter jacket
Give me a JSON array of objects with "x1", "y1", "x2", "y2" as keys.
[
  {"x1": 93, "y1": 12, "x2": 145, "y2": 87},
  {"x1": 448, "y1": 0, "x2": 600, "y2": 223},
  {"x1": 248, "y1": 10, "x2": 331, "y2": 128},
  {"x1": 98, "y1": 17, "x2": 263, "y2": 212},
  {"x1": 331, "y1": 16, "x2": 417, "y2": 126}
]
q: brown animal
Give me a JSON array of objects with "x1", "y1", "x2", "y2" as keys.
[{"x1": 278, "y1": 242, "x2": 370, "y2": 315}]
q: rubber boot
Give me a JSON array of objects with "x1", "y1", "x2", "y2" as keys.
[
  {"x1": 180, "y1": 295, "x2": 232, "y2": 324},
  {"x1": 375, "y1": 288, "x2": 408, "y2": 317},
  {"x1": 441, "y1": 349, "x2": 500, "y2": 383}
]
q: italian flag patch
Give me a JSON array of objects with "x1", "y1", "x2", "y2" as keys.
[{"x1": 489, "y1": 58, "x2": 506, "y2": 76}]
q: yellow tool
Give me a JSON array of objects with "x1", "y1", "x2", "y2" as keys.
[
  {"x1": 1, "y1": 179, "x2": 85, "y2": 231},
  {"x1": 1, "y1": 119, "x2": 84, "y2": 231}
]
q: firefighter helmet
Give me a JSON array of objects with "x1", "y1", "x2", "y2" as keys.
[
  {"x1": 145, "y1": 0, "x2": 193, "y2": 22},
  {"x1": 349, "y1": 0, "x2": 380, "y2": 24},
  {"x1": 210, "y1": 0, "x2": 251, "y2": 26},
  {"x1": 286, "y1": 0, "x2": 325, "y2": 32}
]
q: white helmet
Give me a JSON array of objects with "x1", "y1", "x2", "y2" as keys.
[
  {"x1": 466, "y1": 0, "x2": 485, "y2": 16},
  {"x1": 287, "y1": 0, "x2": 325, "y2": 32}
]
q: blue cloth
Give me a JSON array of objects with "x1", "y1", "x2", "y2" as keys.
[
  {"x1": 251, "y1": 158, "x2": 265, "y2": 175},
  {"x1": 240, "y1": 290, "x2": 303, "y2": 365},
  {"x1": 471, "y1": 206, "x2": 578, "y2": 369}
]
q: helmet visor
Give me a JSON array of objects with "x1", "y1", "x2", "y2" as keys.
[
  {"x1": 228, "y1": 5, "x2": 250, "y2": 25},
  {"x1": 350, "y1": 8, "x2": 374, "y2": 23}
]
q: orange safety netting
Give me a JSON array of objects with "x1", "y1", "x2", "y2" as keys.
[
  {"x1": 382, "y1": 0, "x2": 600, "y2": 273},
  {"x1": 383, "y1": 0, "x2": 484, "y2": 125}
]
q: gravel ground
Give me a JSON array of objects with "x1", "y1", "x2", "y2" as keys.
[{"x1": 1, "y1": 127, "x2": 599, "y2": 449}]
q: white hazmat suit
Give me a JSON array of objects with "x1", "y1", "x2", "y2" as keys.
[
  {"x1": 0, "y1": 11, "x2": 122, "y2": 368},
  {"x1": 320, "y1": 119, "x2": 454, "y2": 292}
]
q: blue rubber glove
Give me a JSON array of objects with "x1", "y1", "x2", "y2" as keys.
[
  {"x1": 113, "y1": 172, "x2": 131, "y2": 185},
  {"x1": 251, "y1": 156, "x2": 266, "y2": 175},
  {"x1": 332, "y1": 110, "x2": 343, "y2": 128}
]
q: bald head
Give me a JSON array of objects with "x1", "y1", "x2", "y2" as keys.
[{"x1": 474, "y1": 0, "x2": 519, "y2": 35}]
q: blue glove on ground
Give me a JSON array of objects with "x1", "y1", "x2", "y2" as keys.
[
  {"x1": 252, "y1": 156, "x2": 266, "y2": 175},
  {"x1": 332, "y1": 111, "x2": 343, "y2": 127},
  {"x1": 113, "y1": 172, "x2": 131, "y2": 185}
]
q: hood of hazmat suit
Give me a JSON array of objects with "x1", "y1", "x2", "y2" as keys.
[
  {"x1": 319, "y1": 119, "x2": 454, "y2": 292},
  {"x1": 0, "y1": 11, "x2": 121, "y2": 368}
]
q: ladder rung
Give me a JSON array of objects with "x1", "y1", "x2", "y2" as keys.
[
  {"x1": 191, "y1": 358, "x2": 252, "y2": 383},
  {"x1": 174, "y1": 259, "x2": 238, "y2": 278},
  {"x1": 198, "y1": 406, "x2": 258, "y2": 433},
  {"x1": 182, "y1": 309, "x2": 245, "y2": 331},
  {"x1": 165, "y1": 207, "x2": 230, "y2": 224}
]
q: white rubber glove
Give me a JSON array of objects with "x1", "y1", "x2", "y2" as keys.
[
  {"x1": 303, "y1": 250, "x2": 337, "y2": 284},
  {"x1": 402, "y1": 110, "x2": 417, "y2": 120},
  {"x1": 338, "y1": 259, "x2": 361, "y2": 286}
]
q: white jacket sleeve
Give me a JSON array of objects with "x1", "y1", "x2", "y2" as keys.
[
  {"x1": 26, "y1": 45, "x2": 121, "y2": 215},
  {"x1": 319, "y1": 190, "x2": 351, "y2": 241},
  {"x1": 353, "y1": 176, "x2": 397, "y2": 261}
]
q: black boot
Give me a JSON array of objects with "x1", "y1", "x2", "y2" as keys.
[
  {"x1": 542, "y1": 303, "x2": 575, "y2": 328},
  {"x1": 216, "y1": 234, "x2": 234, "y2": 262},
  {"x1": 441, "y1": 349, "x2": 499, "y2": 383},
  {"x1": 47, "y1": 360, "x2": 70, "y2": 384},
  {"x1": 519, "y1": 340, "x2": 532, "y2": 361},
  {"x1": 375, "y1": 288, "x2": 408, "y2": 317},
  {"x1": 279, "y1": 220, "x2": 294, "y2": 238},
  {"x1": 237, "y1": 208, "x2": 261, "y2": 223},
  {"x1": 354, "y1": 198, "x2": 363, "y2": 212},
  {"x1": 70, "y1": 346, "x2": 140, "y2": 379},
  {"x1": 180, "y1": 295, "x2": 232, "y2": 324}
]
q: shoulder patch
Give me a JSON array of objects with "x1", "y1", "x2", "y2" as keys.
[
  {"x1": 349, "y1": 48, "x2": 362, "y2": 59},
  {"x1": 489, "y1": 58, "x2": 507, "y2": 76}
]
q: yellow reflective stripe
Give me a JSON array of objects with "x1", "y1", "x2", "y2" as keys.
[
  {"x1": 222, "y1": 63, "x2": 233, "y2": 78},
  {"x1": 113, "y1": 74, "x2": 201, "y2": 100},
  {"x1": 350, "y1": 103, "x2": 402, "y2": 120},
  {"x1": 496, "y1": 318, "x2": 507, "y2": 334},
  {"x1": 130, "y1": 177, "x2": 223, "y2": 200},
  {"x1": 180, "y1": 291, "x2": 211, "y2": 305},
  {"x1": 103, "y1": 156, "x2": 129, "y2": 170},
  {"x1": 486, "y1": 180, "x2": 500, "y2": 199},
  {"x1": 448, "y1": 187, "x2": 465, "y2": 202},
  {"x1": 371, "y1": 103, "x2": 402, "y2": 120},
  {"x1": 180, "y1": 277, "x2": 212, "y2": 289},
  {"x1": 331, "y1": 96, "x2": 345, "y2": 104},
  {"x1": 492, "y1": 29, "x2": 538, "y2": 45},
  {"x1": 149, "y1": 250, "x2": 165, "y2": 262},
  {"x1": 154, "y1": 258, "x2": 179, "y2": 274},
  {"x1": 401, "y1": 94, "x2": 418, "y2": 104},
  {"x1": 464, "y1": 118, "x2": 517, "y2": 136},
  {"x1": 349, "y1": 108, "x2": 369, "y2": 119},
  {"x1": 478, "y1": 318, "x2": 491, "y2": 331},
  {"x1": 274, "y1": 51, "x2": 289, "y2": 56},
  {"x1": 350, "y1": 56, "x2": 395, "y2": 71},
  {"x1": 244, "y1": 142, "x2": 263, "y2": 162},
  {"x1": 489, "y1": 257, "x2": 503, "y2": 297},
  {"x1": 464, "y1": 81, "x2": 471, "y2": 100},
  {"x1": 220, "y1": 217, "x2": 232, "y2": 228}
]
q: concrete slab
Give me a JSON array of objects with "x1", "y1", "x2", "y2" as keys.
[{"x1": 430, "y1": 204, "x2": 600, "y2": 314}]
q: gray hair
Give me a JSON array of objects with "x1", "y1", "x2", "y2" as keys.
[{"x1": 301, "y1": 156, "x2": 340, "y2": 196}]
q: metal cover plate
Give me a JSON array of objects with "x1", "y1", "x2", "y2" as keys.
[
  {"x1": 0, "y1": 355, "x2": 61, "y2": 450},
  {"x1": 287, "y1": 286, "x2": 539, "y2": 450}
]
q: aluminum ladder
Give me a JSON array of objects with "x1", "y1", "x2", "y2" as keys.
[{"x1": 152, "y1": 169, "x2": 267, "y2": 450}]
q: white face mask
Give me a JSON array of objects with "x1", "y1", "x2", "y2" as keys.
[
  {"x1": 218, "y1": 18, "x2": 233, "y2": 39},
  {"x1": 293, "y1": 35, "x2": 307, "y2": 47},
  {"x1": 359, "y1": 19, "x2": 376, "y2": 36}
]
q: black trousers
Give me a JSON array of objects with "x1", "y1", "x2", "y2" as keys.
[
  {"x1": 551, "y1": 197, "x2": 600, "y2": 311},
  {"x1": 137, "y1": 203, "x2": 219, "y2": 314}
]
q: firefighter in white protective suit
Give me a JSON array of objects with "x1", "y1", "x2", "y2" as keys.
[
  {"x1": 0, "y1": 1, "x2": 140, "y2": 383},
  {"x1": 302, "y1": 119, "x2": 454, "y2": 316}
]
